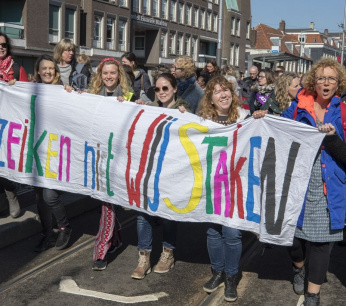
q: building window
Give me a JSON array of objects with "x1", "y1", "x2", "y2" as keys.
[
  {"x1": 119, "y1": 0, "x2": 127, "y2": 7},
  {"x1": 207, "y1": 11, "x2": 212, "y2": 31},
  {"x1": 178, "y1": 2, "x2": 184, "y2": 24},
  {"x1": 93, "y1": 15, "x2": 103, "y2": 48},
  {"x1": 230, "y1": 43, "x2": 234, "y2": 65},
  {"x1": 231, "y1": 17, "x2": 235, "y2": 35},
  {"x1": 132, "y1": 0, "x2": 140, "y2": 13},
  {"x1": 193, "y1": 7, "x2": 199, "y2": 27},
  {"x1": 298, "y1": 34, "x2": 306, "y2": 43},
  {"x1": 162, "y1": 0, "x2": 168, "y2": 19},
  {"x1": 170, "y1": 0, "x2": 177, "y2": 21},
  {"x1": 49, "y1": 4, "x2": 60, "y2": 43},
  {"x1": 106, "y1": 17, "x2": 115, "y2": 49},
  {"x1": 118, "y1": 19, "x2": 127, "y2": 51},
  {"x1": 153, "y1": 0, "x2": 158, "y2": 17},
  {"x1": 135, "y1": 31, "x2": 145, "y2": 50},
  {"x1": 185, "y1": 4, "x2": 191, "y2": 25},
  {"x1": 246, "y1": 21, "x2": 250, "y2": 39},
  {"x1": 185, "y1": 35, "x2": 190, "y2": 56},
  {"x1": 143, "y1": 0, "x2": 149, "y2": 14},
  {"x1": 235, "y1": 44, "x2": 239, "y2": 66},
  {"x1": 200, "y1": 9, "x2": 205, "y2": 29},
  {"x1": 213, "y1": 13, "x2": 218, "y2": 32},
  {"x1": 177, "y1": 33, "x2": 183, "y2": 55},
  {"x1": 161, "y1": 31, "x2": 167, "y2": 57},
  {"x1": 65, "y1": 8, "x2": 75, "y2": 40},
  {"x1": 169, "y1": 32, "x2": 176, "y2": 54},
  {"x1": 236, "y1": 19, "x2": 240, "y2": 36}
]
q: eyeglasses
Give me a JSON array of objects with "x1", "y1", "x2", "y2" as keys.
[
  {"x1": 171, "y1": 66, "x2": 184, "y2": 71},
  {"x1": 154, "y1": 86, "x2": 170, "y2": 93},
  {"x1": 0, "y1": 43, "x2": 8, "y2": 49},
  {"x1": 316, "y1": 77, "x2": 338, "y2": 84},
  {"x1": 258, "y1": 75, "x2": 266, "y2": 79}
]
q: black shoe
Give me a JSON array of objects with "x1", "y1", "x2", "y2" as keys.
[
  {"x1": 55, "y1": 227, "x2": 72, "y2": 250},
  {"x1": 304, "y1": 292, "x2": 320, "y2": 306},
  {"x1": 224, "y1": 274, "x2": 238, "y2": 302},
  {"x1": 92, "y1": 258, "x2": 107, "y2": 271},
  {"x1": 108, "y1": 241, "x2": 123, "y2": 254},
  {"x1": 34, "y1": 233, "x2": 57, "y2": 252},
  {"x1": 203, "y1": 268, "x2": 225, "y2": 293},
  {"x1": 293, "y1": 265, "x2": 305, "y2": 295}
]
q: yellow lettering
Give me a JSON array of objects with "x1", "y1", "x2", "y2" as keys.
[
  {"x1": 45, "y1": 133, "x2": 58, "y2": 179},
  {"x1": 164, "y1": 123, "x2": 209, "y2": 213}
]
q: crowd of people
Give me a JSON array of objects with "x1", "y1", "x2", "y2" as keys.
[{"x1": 1, "y1": 32, "x2": 346, "y2": 305}]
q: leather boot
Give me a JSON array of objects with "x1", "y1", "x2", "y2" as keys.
[
  {"x1": 131, "y1": 250, "x2": 151, "y2": 279},
  {"x1": 153, "y1": 246, "x2": 174, "y2": 273},
  {"x1": 203, "y1": 268, "x2": 225, "y2": 293},
  {"x1": 224, "y1": 274, "x2": 238, "y2": 302},
  {"x1": 5, "y1": 190, "x2": 20, "y2": 218}
]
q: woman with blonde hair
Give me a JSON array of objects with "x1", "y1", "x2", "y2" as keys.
[
  {"x1": 199, "y1": 76, "x2": 249, "y2": 302},
  {"x1": 281, "y1": 58, "x2": 346, "y2": 304}
]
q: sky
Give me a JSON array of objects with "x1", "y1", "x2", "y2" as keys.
[{"x1": 251, "y1": 0, "x2": 345, "y2": 33}]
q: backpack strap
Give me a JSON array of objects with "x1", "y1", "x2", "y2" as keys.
[
  {"x1": 340, "y1": 100, "x2": 346, "y2": 142},
  {"x1": 12, "y1": 62, "x2": 20, "y2": 80}
]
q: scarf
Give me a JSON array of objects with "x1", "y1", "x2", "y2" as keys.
[
  {"x1": 254, "y1": 83, "x2": 275, "y2": 108},
  {"x1": 177, "y1": 77, "x2": 196, "y2": 97},
  {"x1": 0, "y1": 56, "x2": 14, "y2": 82},
  {"x1": 99, "y1": 84, "x2": 124, "y2": 97}
]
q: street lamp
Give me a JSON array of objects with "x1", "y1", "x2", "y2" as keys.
[
  {"x1": 341, "y1": 0, "x2": 346, "y2": 64},
  {"x1": 216, "y1": 0, "x2": 223, "y2": 67}
]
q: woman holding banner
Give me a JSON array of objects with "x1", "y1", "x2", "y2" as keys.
[
  {"x1": 88, "y1": 58, "x2": 138, "y2": 271},
  {"x1": 198, "y1": 76, "x2": 249, "y2": 302},
  {"x1": 31, "y1": 55, "x2": 74, "y2": 252},
  {"x1": 281, "y1": 58, "x2": 346, "y2": 305}
]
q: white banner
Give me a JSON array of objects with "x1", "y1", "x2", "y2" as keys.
[{"x1": 0, "y1": 81, "x2": 325, "y2": 245}]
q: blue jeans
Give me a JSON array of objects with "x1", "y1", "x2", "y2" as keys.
[
  {"x1": 137, "y1": 213, "x2": 177, "y2": 252},
  {"x1": 206, "y1": 223, "x2": 242, "y2": 277},
  {"x1": 36, "y1": 188, "x2": 69, "y2": 235}
]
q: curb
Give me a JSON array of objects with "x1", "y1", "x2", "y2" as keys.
[{"x1": 0, "y1": 193, "x2": 100, "y2": 250}]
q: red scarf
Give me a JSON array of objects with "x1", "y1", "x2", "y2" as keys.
[{"x1": 0, "y1": 56, "x2": 14, "y2": 82}]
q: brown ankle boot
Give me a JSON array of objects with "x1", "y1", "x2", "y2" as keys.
[
  {"x1": 131, "y1": 250, "x2": 151, "y2": 279},
  {"x1": 153, "y1": 246, "x2": 174, "y2": 273}
]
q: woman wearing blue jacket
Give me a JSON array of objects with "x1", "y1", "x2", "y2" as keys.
[{"x1": 281, "y1": 58, "x2": 346, "y2": 305}]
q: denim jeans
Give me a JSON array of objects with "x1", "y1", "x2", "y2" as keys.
[
  {"x1": 137, "y1": 213, "x2": 177, "y2": 252},
  {"x1": 36, "y1": 187, "x2": 69, "y2": 235},
  {"x1": 206, "y1": 223, "x2": 242, "y2": 277}
]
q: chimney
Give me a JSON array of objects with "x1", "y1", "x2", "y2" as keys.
[
  {"x1": 279, "y1": 20, "x2": 286, "y2": 33},
  {"x1": 309, "y1": 22, "x2": 315, "y2": 30}
]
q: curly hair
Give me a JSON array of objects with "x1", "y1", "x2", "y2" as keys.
[
  {"x1": 221, "y1": 65, "x2": 239, "y2": 80},
  {"x1": 275, "y1": 72, "x2": 299, "y2": 112},
  {"x1": 198, "y1": 76, "x2": 240, "y2": 123},
  {"x1": 53, "y1": 38, "x2": 76, "y2": 64},
  {"x1": 151, "y1": 64, "x2": 171, "y2": 82},
  {"x1": 174, "y1": 56, "x2": 196, "y2": 79},
  {"x1": 304, "y1": 58, "x2": 346, "y2": 96},
  {"x1": 89, "y1": 59, "x2": 133, "y2": 96},
  {"x1": 34, "y1": 54, "x2": 61, "y2": 85},
  {"x1": 203, "y1": 59, "x2": 220, "y2": 74}
]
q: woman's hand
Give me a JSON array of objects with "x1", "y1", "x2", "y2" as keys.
[
  {"x1": 135, "y1": 99, "x2": 149, "y2": 105},
  {"x1": 8, "y1": 79, "x2": 16, "y2": 86},
  {"x1": 63, "y1": 84, "x2": 74, "y2": 92},
  {"x1": 318, "y1": 123, "x2": 336, "y2": 136},
  {"x1": 117, "y1": 96, "x2": 125, "y2": 102},
  {"x1": 253, "y1": 110, "x2": 267, "y2": 119},
  {"x1": 178, "y1": 106, "x2": 186, "y2": 113}
]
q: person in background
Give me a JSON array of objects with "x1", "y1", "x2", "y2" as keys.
[
  {"x1": 131, "y1": 73, "x2": 189, "y2": 280},
  {"x1": 197, "y1": 76, "x2": 207, "y2": 91},
  {"x1": 198, "y1": 76, "x2": 249, "y2": 302},
  {"x1": 121, "y1": 52, "x2": 151, "y2": 100},
  {"x1": 172, "y1": 55, "x2": 204, "y2": 114},
  {"x1": 76, "y1": 52, "x2": 94, "y2": 77},
  {"x1": 0, "y1": 31, "x2": 28, "y2": 218},
  {"x1": 30, "y1": 54, "x2": 74, "y2": 252},
  {"x1": 88, "y1": 58, "x2": 135, "y2": 270},
  {"x1": 221, "y1": 65, "x2": 242, "y2": 101},
  {"x1": 239, "y1": 65, "x2": 258, "y2": 104},
  {"x1": 281, "y1": 58, "x2": 346, "y2": 305},
  {"x1": 122, "y1": 64, "x2": 136, "y2": 88},
  {"x1": 274, "y1": 65, "x2": 285, "y2": 78},
  {"x1": 247, "y1": 68, "x2": 275, "y2": 114},
  {"x1": 146, "y1": 64, "x2": 171, "y2": 102},
  {"x1": 53, "y1": 38, "x2": 91, "y2": 90},
  {"x1": 200, "y1": 59, "x2": 220, "y2": 84}
]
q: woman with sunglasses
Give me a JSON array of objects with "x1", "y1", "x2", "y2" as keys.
[
  {"x1": 131, "y1": 73, "x2": 190, "y2": 280},
  {"x1": 280, "y1": 58, "x2": 346, "y2": 305},
  {"x1": 0, "y1": 32, "x2": 28, "y2": 218},
  {"x1": 88, "y1": 58, "x2": 136, "y2": 271},
  {"x1": 198, "y1": 76, "x2": 249, "y2": 303},
  {"x1": 247, "y1": 68, "x2": 275, "y2": 114}
]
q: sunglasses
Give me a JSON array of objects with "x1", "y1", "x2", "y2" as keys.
[
  {"x1": 154, "y1": 86, "x2": 169, "y2": 93},
  {"x1": 0, "y1": 43, "x2": 8, "y2": 48}
]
